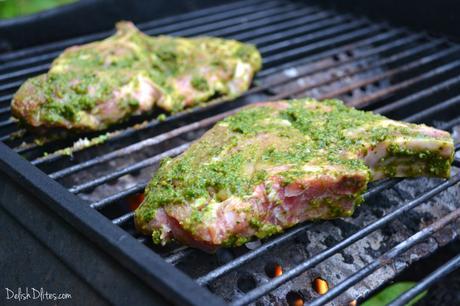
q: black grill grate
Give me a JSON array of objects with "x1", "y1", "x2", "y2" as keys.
[{"x1": 0, "y1": 0, "x2": 459, "y2": 305}]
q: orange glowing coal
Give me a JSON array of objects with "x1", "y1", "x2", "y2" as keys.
[
  {"x1": 313, "y1": 277, "x2": 329, "y2": 295},
  {"x1": 292, "y1": 298, "x2": 304, "y2": 306},
  {"x1": 274, "y1": 264, "x2": 283, "y2": 277}
]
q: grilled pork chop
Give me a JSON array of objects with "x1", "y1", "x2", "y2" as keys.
[
  {"x1": 135, "y1": 98, "x2": 454, "y2": 251},
  {"x1": 11, "y1": 22, "x2": 261, "y2": 132}
]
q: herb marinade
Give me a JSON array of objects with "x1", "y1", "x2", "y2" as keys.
[
  {"x1": 135, "y1": 98, "x2": 454, "y2": 246},
  {"x1": 12, "y1": 22, "x2": 261, "y2": 131}
]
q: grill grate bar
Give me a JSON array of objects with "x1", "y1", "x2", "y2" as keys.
[
  {"x1": 90, "y1": 183, "x2": 146, "y2": 210},
  {"x1": 256, "y1": 15, "x2": 357, "y2": 54},
  {"x1": 0, "y1": 63, "x2": 50, "y2": 83},
  {"x1": 442, "y1": 116, "x2": 460, "y2": 131},
  {"x1": 306, "y1": 208, "x2": 460, "y2": 306},
  {"x1": 0, "y1": 94, "x2": 12, "y2": 104},
  {"x1": 388, "y1": 253, "x2": 460, "y2": 306},
  {"x1": 230, "y1": 173, "x2": 460, "y2": 305},
  {"x1": 0, "y1": 0, "x2": 270, "y2": 62},
  {"x1": 268, "y1": 33, "x2": 417, "y2": 88},
  {"x1": 258, "y1": 29, "x2": 404, "y2": 78},
  {"x1": 221, "y1": 10, "x2": 331, "y2": 43},
  {"x1": 262, "y1": 23, "x2": 380, "y2": 68},
  {"x1": 346, "y1": 59, "x2": 460, "y2": 108},
  {"x1": 0, "y1": 79, "x2": 24, "y2": 93},
  {"x1": 317, "y1": 45, "x2": 460, "y2": 101},
  {"x1": 247, "y1": 32, "x2": 417, "y2": 91},
  {"x1": 48, "y1": 110, "x2": 235, "y2": 179},
  {"x1": 164, "y1": 248, "x2": 196, "y2": 265},
  {"x1": 0, "y1": 106, "x2": 10, "y2": 116},
  {"x1": 68, "y1": 143, "x2": 190, "y2": 194},
  {"x1": 141, "y1": 1, "x2": 290, "y2": 38},
  {"x1": 196, "y1": 223, "x2": 314, "y2": 285},
  {"x1": 376, "y1": 74, "x2": 460, "y2": 115},
  {"x1": 0, "y1": 50, "x2": 61, "y2": 75},
  {"x1": 160, "y1": 3, "x2": 306, "y2": 38},
  {"x1": 0, "y1": 118, "x2": 14, "y2": 128},
  {"x1": 275, "y1": 37, "x2": 443, "y2": 100},
  {"x1": 112, "y1": 212, "x2": 134, "y2": 225}
]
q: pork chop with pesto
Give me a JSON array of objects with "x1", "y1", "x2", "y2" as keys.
[
  {"x1": 11, "y1": 22, "x2": 261, "y2": 132},
  {"x1": 134, "y1": 98, "x2": 454, "y2": 251}
]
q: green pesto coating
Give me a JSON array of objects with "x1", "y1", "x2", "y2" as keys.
[
  {"x1": 12, "y1": 21, "x2": 261, "y2": 131},
  {"x1": 135, "y1": 98, "x2": 454, "y2": 244}
]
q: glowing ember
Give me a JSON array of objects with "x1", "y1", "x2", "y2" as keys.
[
  {"x1": 313, "y1": 277, "x2": 329, "y2": 295},
  {"x1": 292, "y1": 298, "x2": 304, "y2": 306},
  {"x1": 274, "y1": 264, "x2": 283, "y2": 277}
]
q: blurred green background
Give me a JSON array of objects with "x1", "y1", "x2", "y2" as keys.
[{"x1": 0, "y1": 0, "x2": 76, "y2": 19}]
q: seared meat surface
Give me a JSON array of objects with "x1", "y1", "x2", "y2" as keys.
[
  {"x1": 11, "y1": 22, "x2": 261, "y2": 132},
  {"x1": 135, "y1": 98, "x2": 454, "y2": 251}
]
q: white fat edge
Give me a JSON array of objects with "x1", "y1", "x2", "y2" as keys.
[
  {"x1": 73, "y1": 138, "x2": 92, "y2": 149},
  {"x1": 49, "y1": 64, "x2": 66, "y2": 73},
  {"x1": 260, "y1": 118, "x2": 292, "y2": 127},
  {"x1": 302, "y1": 164, "x2": 324, "y2": 173},
  {"x1": 228, "y1": 60, "x2": 252, "y2": 95},
  {"x1": 302, "y1": 162, "x2": 365, "y2": 179},
  {"x1": 135, "y1": 74, "x2": 158, "y2": 111},
  {"x1": 159, "y1": 224, "x2": 172, "y2": 244},
  {"x1": 343, "y1": 119, "x2": 405, "y2": 137},
  {"x1": 234, "y1": 60, "x2": 252, "y2": 80},
  {"x1": 392, "y1": 136, "x2": 452, "y2": 155}
]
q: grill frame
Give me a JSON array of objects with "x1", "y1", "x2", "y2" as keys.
[
  {"x1": 0, "y1": 141, "x2": 226, "y2": 306},
  {"x1": 1, "y1": 0, "x2": 460, "y2": 305}
]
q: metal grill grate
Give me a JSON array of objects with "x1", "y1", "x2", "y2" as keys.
[{"x1": 0, "y1": 0, "x2": 459, "y2": 305}]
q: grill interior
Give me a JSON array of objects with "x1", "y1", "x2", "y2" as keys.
[{"x1": 1, "y1": 0, "x2": 460, "y2": 305}]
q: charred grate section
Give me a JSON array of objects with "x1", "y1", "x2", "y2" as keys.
[{"x1": 0, "y1": 0, "x2": 460, "y2": 305}]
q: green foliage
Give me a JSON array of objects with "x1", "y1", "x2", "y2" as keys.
[
  {"x1": 0, "y1": 0, "x2": 75, "y2": 19},
  {"x1": 362, "y1": 282, "x2": 427, "y2": 306}
]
